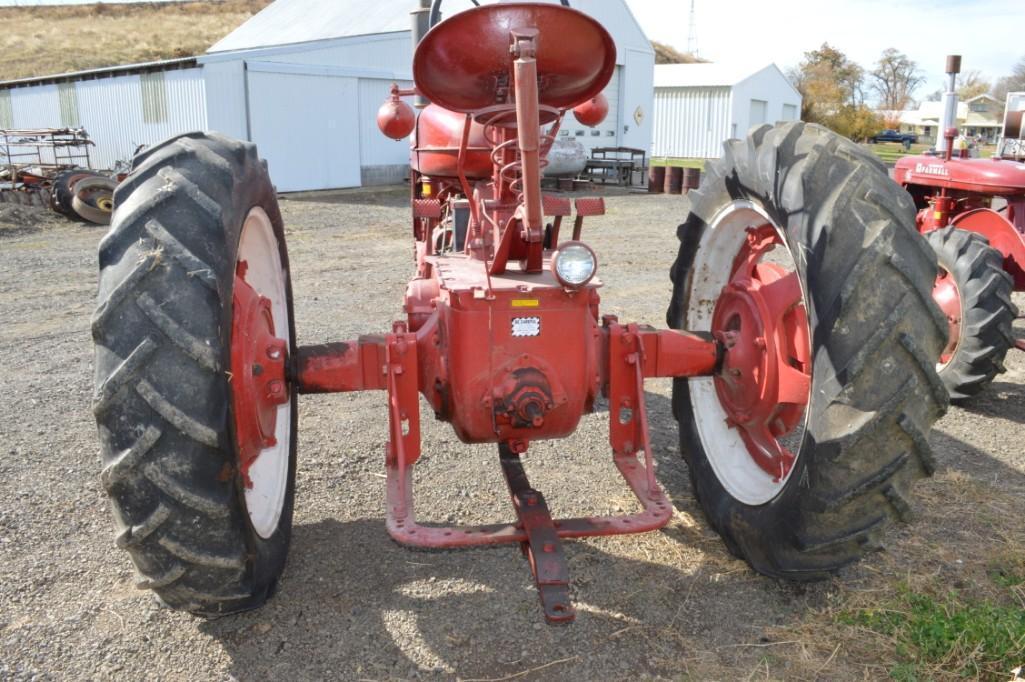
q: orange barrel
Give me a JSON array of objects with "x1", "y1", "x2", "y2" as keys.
[
  {"x1": 682, "y1": 167, "x2": 701, "y2": 192},
  {"x1": 665, "y1": 166, "x2": 683, "y2": 194},
  {"x1": 648, "y1": 166, "x2": 665, "y2": 193}
]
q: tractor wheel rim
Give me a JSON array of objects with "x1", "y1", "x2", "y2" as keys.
[
  {"x1": 231, "y1": 206, "x2": 292, "y2": 539},
  {"x1": 684, "y1": 201, "x2": 812, "y2": 505},
  {"x1": 932, "y1": 267, "x2": 962, "y2": 367}
]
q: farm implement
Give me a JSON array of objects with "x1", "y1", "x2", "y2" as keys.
[{"x1": 93, "y1": 1, "x2": 946, "y2": 623}]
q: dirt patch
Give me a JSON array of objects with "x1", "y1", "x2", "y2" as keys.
[
  {"x1": 0, "y1": 188, "x2": 1022, "y2": 680},
  {"x1": 0, "y1": 203, "x2": 67, "y2": 237}
]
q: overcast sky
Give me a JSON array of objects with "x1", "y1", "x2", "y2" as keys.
[{"x1": 628, "y1": 0, "x2": 1022, "y2": 100}]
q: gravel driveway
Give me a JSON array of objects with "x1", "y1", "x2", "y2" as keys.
[{"x1": 1, "y1": 189, "x2": 1022, "y2": 680}]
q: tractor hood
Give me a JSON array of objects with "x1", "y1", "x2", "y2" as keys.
[{"x1": 895, "y1": 155, "x2": 1025, "y2": 196}]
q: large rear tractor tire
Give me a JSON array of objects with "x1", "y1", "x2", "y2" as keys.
[
  {"x1": 92, "y1": 132, "x2": 297, "y2": 615},
  {"x1": 924, "y1": 226, "x2": 1017, "y2": 402},
  {"x1": 667, "y1": 122, "x2": 949, "y2": 579}
]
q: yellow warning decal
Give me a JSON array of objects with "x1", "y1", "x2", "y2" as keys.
[{"x1": 511, "y1": 299, "x2": 540, "y2": 308}]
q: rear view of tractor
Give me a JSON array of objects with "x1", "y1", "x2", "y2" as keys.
[
  {"x1": 92, "y1": 0, "x2": 947, "y2": 624},
  {"x1": 895, "y1": 55, "x2": 1023, "y2": 401}
]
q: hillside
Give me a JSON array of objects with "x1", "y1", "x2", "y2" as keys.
[
  {"x1": 1, "y1": 4, "x2": 702, "y2": 83},
  {"x1": 0, "y1": 0, "x2": 272, "y2": 81}
]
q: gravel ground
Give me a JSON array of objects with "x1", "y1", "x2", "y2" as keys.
[{"x1": 0, "y1": 189, "x2": 1022, "y2": 680}]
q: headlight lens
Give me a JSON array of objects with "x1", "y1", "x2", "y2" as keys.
[{"x1": 552, "y1": 241, "x2": 597, "y2": 287}]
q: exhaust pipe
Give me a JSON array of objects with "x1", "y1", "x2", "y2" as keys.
[
  {"x1": 937, "y1": 55, "x2": 961, "y2": 155},
  {"x1": 410, "y1": 0, "x2": 431, "y2": 108}
]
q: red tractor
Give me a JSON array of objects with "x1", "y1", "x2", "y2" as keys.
[
  {"x1": 895, "y1": 56, "x2": 1023, "y2": 401},
  {"x1": 92, "y1": 1, "x2": 946, "y2": 623}
]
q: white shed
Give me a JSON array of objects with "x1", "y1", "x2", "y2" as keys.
[
  {"x1": 200, "y1": 0, "x2": 654, "y2": 192},
  {"x1": 0, "y1": 58, "x2": 207, "y2": 171},
  {"x1": 652, "y1": 63, "x2": 801, "y2": 159}
]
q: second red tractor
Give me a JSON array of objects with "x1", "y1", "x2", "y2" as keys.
[{"x1": 895, "y1": 56, "x2": 1023, "y2": 401}]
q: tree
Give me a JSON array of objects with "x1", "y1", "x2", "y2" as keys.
[
  {"x1": 956, "y1": 70, "x2": 991, "y2": 99},
  {"x1": 993, "y1": 56, "x2": 1025, "y2": 102},
  {"x1": 789, "y1": 44, "x2": 880, "y2": 140},
  {"x1": 924, "y1": 89, "x2": 942, "y2": 102},
  {"x1": 870, "y1": 48, "x2": 924, "y2": 111},
  {"x1": 651, "y1": 41, "x2": 705, "y2": 65}
]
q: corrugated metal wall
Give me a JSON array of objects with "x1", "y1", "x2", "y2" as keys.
[
  {"x1": 652, "y1": 86, "x2": 731, "y2": 159},
  {"x1": 4, "y1": 68, "x2": 207, "y2": 170}
]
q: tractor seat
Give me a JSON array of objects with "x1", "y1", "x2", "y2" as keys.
[{"x1": 413, "y1": 2, "x2": 616, "y2": 114}]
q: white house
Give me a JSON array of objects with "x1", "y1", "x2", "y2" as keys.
[
  {"x1": 651, "y1": 62, "x2": 801, "y2": 159},
  {"x1": 896, "y1": 94, "x2": 1004, "y2": 144},
  {"x1": 200, "y1": 0, "x2": 655, "y2": 192}
]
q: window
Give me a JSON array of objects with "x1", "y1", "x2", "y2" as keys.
[
  {"x1": 781, "y1": 103, "x2": 797, "y2": 121},
  {"x1": 749, "y1": 99, "x2": 768, "y2": 126},
  {"x1": 58, "y1": 82, "x2": 79, "y2": 127},
  {"x1": 141, "y1": 72, "x2": 168, "y2": 124},
  {"x1": 0, "y1": 90, "x2": 12, "y2": 129},
  {"x1": 969, "y1": 102, "x2": 988, "y2": 113}
]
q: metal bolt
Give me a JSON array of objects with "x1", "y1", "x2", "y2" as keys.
[
  {"x1": 267, "y1": 345, "x2": 282, "y2": 360},
  {"x1": 267, "y1": 380, "x2": 285, "y2": 398},
  {"x1": 252, "y1": 363, "x2": 264, "y2": 376},
  {"x1": 754, "y1": 337, "x2": 766, "y2": 349}
]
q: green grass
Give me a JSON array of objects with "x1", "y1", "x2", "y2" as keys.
[
  {"x1": 863, "y1": 142, "x2": 998, "y2": 165},
  {"x1": 649, "y1": 157, "x2": 706, "y2": 171},
  {"x1": 839, "y1": 583, "x2": 1025, "y2": 680}
]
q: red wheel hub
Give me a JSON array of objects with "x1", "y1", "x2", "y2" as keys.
[
  {"x1": 231, "y1": 260, "x2": 289, "y2": 488},
  {"x1": 712, "y1": 225, "x2": 811, "y2": 482},
  {"x1": 932, "y1": 267, "x2": 961, "y2": 365}
]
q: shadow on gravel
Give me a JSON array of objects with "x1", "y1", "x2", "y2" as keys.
[
  {"x1": 196, "y1": 514, "x2": 824, "y2": 681},
  {"x1": 194, "y1": 392, "x2": 1024, "y2": 680},
  {"x1": 958, "y1": 380, "x2": 1025, "y2": 425}
]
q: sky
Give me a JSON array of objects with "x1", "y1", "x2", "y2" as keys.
[
  {"x1": 0, "y1": 0, "x2": 1020, "y2": 102},
  {"x1": 628, "y1": 0, "x2": 1023, "y2": 102}
]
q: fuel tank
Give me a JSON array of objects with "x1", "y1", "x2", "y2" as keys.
[
  {"x1": 896, "y1": 155, "x2": 1025, "y2": 196},
  {"x1": 411, "y1": 104, "x2": 492, "y2": 179}
]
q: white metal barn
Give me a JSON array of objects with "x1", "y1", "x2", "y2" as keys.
[
  {"x1": 652, "y1": 63, "x2": 801, "y2": 159},
  {"x1": 200, "y1": 0, "x2": 655, "y2": 192},
  {"x1": 0, "y1": 59, "x2": 207, "y2": 170}
]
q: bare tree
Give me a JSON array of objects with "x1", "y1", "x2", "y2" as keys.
[
  {"x1": 870, "y1": 48, "x2": 924, "y2": 111},
  {"x1": 993, "y1": 56, "x2": 1025, "y2": 102},
  {"x1": 957, "y1": 70, "x2": 991, "y2": 99}
]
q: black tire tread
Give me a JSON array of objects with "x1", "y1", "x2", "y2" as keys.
[
  {"x1": 93, "y1": 132, "x2": 287, "y2": 615},
  {"x1": 925, "y1": 226, "x2": 1017, "y2": 401},
  {"x1": 668, "y1": 122, "x2": 948, "y2": 580}
]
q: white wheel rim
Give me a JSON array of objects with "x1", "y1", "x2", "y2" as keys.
[
  {"x1": 683, "y1": 200, "x2": 810, "y2": 506},
  {"x1": 237, "y1": 206, "x2": 292, "y2": 539}
]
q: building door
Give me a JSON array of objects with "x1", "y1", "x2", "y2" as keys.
[
  {"x1": 246, "y1": 65, "x2": 361, "y2": 192},
  {"x1": 749, "y1": 99, "x2": 768, "y2": 126},
  {"x1": 620, "y1": 48, "x2": 654, "y2": 153}
]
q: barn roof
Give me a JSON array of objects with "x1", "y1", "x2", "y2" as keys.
[{"x1": 208, "y1": 0, "x2": 652, "y2": 57}]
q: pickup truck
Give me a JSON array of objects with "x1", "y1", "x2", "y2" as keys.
[{"x1": 872, "y1": 129, "x2": 918, "y2": 144}]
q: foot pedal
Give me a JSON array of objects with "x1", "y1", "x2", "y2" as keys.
[{"x1": 499, "y1": 446, "x2": 575, "y2": 624}]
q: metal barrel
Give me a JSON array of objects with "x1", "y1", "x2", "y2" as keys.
[
  {"x1": 648, "y1": 166, "x2": 665, "y2": 193},
  {"x1": 664, "y1": 166, "x2": 683, "y2": 194},
  {"x1": 682, "y1": 167, "x2": 701, "y2": 192}
]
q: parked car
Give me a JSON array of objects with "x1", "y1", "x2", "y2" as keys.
[{"x1": 872, "y1": 129, "x2": 918, "y2": 144}]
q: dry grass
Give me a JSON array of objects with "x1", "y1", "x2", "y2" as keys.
[
  {"x1": 0, "y1": 0, "x2": 273, "y2": 81},
  {"x1": 766, "y1": 467, "x2": 1025, "y2": 680}
]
